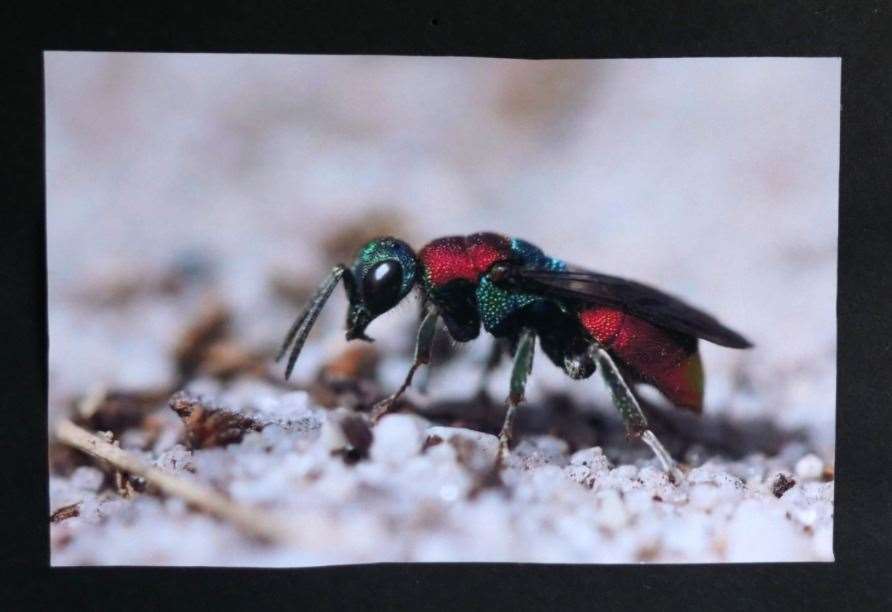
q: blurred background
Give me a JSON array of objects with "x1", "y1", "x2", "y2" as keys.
[{"x1": 46, "y1": 53, "x2": 839, "y2": 457}]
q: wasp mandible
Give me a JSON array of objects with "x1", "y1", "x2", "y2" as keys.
[{"x1": 277, "y1": 232, "x2": 752, "y2": 479}]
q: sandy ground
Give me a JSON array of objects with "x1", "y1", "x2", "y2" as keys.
[{"x1": 46, "y1": 54, "x2": 839, "y2": 564}]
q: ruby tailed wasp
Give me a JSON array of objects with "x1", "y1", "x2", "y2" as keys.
[{"x1": 278, "y1": 232, "x2": 752, "y2": 480}]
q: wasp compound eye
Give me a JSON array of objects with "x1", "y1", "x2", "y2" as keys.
[{"x1": 362, "y1": 260, "x2": 403, "y2": 314}]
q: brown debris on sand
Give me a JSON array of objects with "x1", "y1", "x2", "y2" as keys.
[{"x1": 169, "y1": 391, "x2": 263, "y2": 449}]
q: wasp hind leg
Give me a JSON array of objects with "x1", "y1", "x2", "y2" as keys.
[
  {"x1": 370, "y1": 304, "x2": 440, "y2": 423},
  {"x1": 589, "y1": 342, "x2": 684, "y2": 483}
]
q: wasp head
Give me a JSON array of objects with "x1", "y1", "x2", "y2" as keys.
[{"x1": 345, "y1": 237, "x2": 418, "y2": 341}]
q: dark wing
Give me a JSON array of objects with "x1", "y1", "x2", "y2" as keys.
[{"x1": 505, "y1": 264, "x2": 753, "y2": 348}]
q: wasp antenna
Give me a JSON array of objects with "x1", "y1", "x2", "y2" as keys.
[
  {"x1": 275, "y1": 307, "x2": 312, "y2": 363},
  {"x1": 279, "y1": 265, "x2": 347, "y2": 380}
]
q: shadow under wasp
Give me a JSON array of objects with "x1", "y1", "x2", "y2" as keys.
[{"x1": 277, "y1": 232, "x2": 752, "y2": 481}]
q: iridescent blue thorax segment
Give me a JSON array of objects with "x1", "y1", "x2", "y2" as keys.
[
  {"x1": 476, "y1": 238, "x2": 567, "y2": 336},
  {"x1": 509, "y1": 238, "x2": 567, "y2": 272}
]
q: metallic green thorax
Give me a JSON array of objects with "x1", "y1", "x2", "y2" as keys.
[{"x1": 477, "y1": 238, "x2": 566, "y2": 335}]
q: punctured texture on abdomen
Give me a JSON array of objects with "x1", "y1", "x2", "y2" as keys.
[{"x1": 579, "y1": 306, "x2": 704, "y2": 412}]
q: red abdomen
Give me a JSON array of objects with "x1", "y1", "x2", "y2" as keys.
[{"x1": 579, "y1": 307, "x2": 704, "y2": 412}]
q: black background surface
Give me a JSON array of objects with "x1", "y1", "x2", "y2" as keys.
[{"x1": 1, "y1": 1, "x2": 890, "y2": 610}]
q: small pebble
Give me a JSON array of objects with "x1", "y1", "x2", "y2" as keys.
[
  {"x1": 689, "y1": 483, "x2": 721, "y2": 510},
  {"x1": 613, "y1": 465, "x2": 638, "y2": 479},
  {"x1": 596, "y1": 490, "x2": 628, "y2": 531},
  {"x1": 570, "y1": 447, "x2": 612, "y2": 472},
  {"x1": 564, "y1": 464, "x2": 597, "y2": 488},
  {"x1": 725, "y1": 499, "x2": 807, "y2": 562},
  {"x1": 369, "y1": 414, "x2": 427, "y2": 464},
  {"x1": 794, "y1": 454, "x2": 824, "y2": 480}
]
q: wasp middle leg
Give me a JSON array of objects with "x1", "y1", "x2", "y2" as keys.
[
  {"x1": 496, "y1": 327, "x2": 537, "y2": 465},
  {"x1": 370, "y1": 304, "x2": 440, "y2": 422}
]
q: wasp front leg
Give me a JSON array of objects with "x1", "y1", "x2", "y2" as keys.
[
  {"x1": 590, "y1": 343, "x2": 684, "y2": 483},
  {"x1": 370, "y1": 304, "x2": 440, "y2": 423},
  {"x1": 496, "y1": 327, "x2": 536, "y2": 465}
]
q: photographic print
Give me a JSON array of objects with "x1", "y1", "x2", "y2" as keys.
[{"x1": 46, "y1": 53, "x2": 839, "y2": 565}]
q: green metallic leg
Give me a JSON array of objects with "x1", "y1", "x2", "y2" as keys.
[
  {"x1": 496, "y1": 328, "x2": 536, "y2": 464},
  {"x1": 590, "y1": 343, "x2": 684, "y2": 483},
  {"x1": 370, "y1": 304, "x2": 440, "y2": 423}
]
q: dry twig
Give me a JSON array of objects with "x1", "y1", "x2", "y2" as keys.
[{"x1": 54, "y1": 419, "x2": 298, "y2": 545}]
